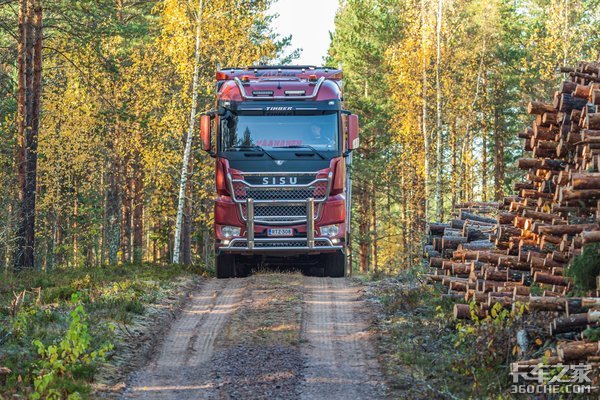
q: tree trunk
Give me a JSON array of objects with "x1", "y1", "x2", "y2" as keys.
[
  {"x1": 493, "y1": 100, "x2": 504, "y2": 200},
  {"x1": 173, "y1": 0, "x2": 204, "y2": 264},
  {"x1": 182, "y1": 184, "x2": 193, "y2": 266},
  {"x1": 132, "y1": 157, "x2": 144, "y2": 264},
  {"x1": 121, "y1": 161, "x2": 132, "y2": 263},
  {"x1": 358, "y1": 185, "x2": 369, "y2": 273},
  {"x1": 73, "y1": 191, "x2": 78, "y2": 266},
  {"x1": 435, "y1": 0, "x2": 443, "y2": 221},
  {"x1": 421, "y1": 0, "x2": 429, "y2": 221},
  {"x1": 481, "y1": 68, "x2": 488, "y2": 202},
  {"x1": 370, "y1": 183, "x2": 377, "y2": 273},
  {"x1": 181, "y1": 147, "x2": 195, "y2": 266},
  {"x1": 14, "y1": 0, "x2": 42, "y2": 271},
  {"x1": 106, "y1": 152, "x2": 121, "y2": 265},
  {"x1": 451, "y1": 121, "x2": 457, "y2": 208},
  {"x1": 14, "y1": 0, "x2": 27, "y2": 271}
]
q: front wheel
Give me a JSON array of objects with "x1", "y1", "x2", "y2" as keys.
[
  {"x1": 215, "y1": 254, "x2": 250, "y2": 278},
  {"x1": 324, "y1": 252, "x2": 346, "y2": 277},
  {"x1": 215, "y1": 253, "x2": 235, "y2": 278}
]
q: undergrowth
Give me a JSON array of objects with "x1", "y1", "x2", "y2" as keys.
[
  {"x1": 372, "y1": 266, "x2": 529, "y2": 399},
  {"x1": 0, "y1": 263, "x2": 205, "y2": 398}
]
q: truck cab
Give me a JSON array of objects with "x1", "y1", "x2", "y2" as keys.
[{"x1": 200, "y1": 65, "x2": 359, "y2": 278}]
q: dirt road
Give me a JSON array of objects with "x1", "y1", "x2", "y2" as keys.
[{"x1": 120, "y1": 274, "x2": 386, "y2": 399}]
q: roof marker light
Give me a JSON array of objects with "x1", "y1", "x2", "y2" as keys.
[
  {"x1": 308, "y1": 74, "x2": 318, "y2": 82},
  {"x1": 241, "y1": 75, "x2": 250, "y2": 82}
]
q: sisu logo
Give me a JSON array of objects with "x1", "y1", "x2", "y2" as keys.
[
  {"x1": 266, "y1": 106, "x2": 293, "y2": 111},
  {"x1": 262, "y1": 177, "x2": 298, "y2": 185}
]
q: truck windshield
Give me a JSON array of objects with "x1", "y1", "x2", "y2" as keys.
[{"x1": 219, "y1": 112, "x2": 338, "y2": 151}]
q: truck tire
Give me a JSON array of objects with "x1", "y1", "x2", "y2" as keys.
[
  {"x1": 215, "y1": 253, "x2": 235, "y2": 278},
  {"x1": 324, "y1": 252, "x2": 346, "y2": 278}
]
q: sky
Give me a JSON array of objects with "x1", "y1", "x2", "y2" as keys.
[{"x1": 269, "y1": 0, "x2": 340, "y2": 66}]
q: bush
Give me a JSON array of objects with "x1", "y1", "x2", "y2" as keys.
[
  {"x1": 566, "y1": 243, "x2": 600, "y2": 291},
  {"x1": 30, "y1": 294, "x2": 113, "y2": 400}
]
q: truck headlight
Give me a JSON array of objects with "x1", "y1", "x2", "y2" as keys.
[
  {"x1": 319, "y1": 224, "x2": 340, "y2": 237},
  {"x1": 221, "y1": 225, "x2": 241, "y2": 238}
]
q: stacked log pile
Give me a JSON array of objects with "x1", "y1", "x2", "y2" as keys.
[{"x1": 424, "y1": 61, "x2": 600, "y2": 377}]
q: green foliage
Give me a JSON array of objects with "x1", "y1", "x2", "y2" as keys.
[
  {"x1": 451, "y1": 301, "x2": 526, "y2": 394},
  {"x1": 30, "y1": 294, "x2": 113, "y2": 400},
  {"x1": 0, "y1": 263, "x2": 195, "y2": 397},
  {"x1": 582, "y1": 326, "x2": 600, "y2": 341},
  {"x1": 566, "y1": 243, "x2": 600, "y2": 291}
]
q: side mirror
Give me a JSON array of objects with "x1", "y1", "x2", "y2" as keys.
[
  {"x1": 200, "y1": 114, "x2": 212, "y2": 152},
  {"x1": 348, "y1": 114, "x2": 359, "y2": 150}
]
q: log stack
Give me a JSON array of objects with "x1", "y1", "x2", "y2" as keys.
[{"x1": 424, "y1": 61, "x2": 600, "y2": 378}]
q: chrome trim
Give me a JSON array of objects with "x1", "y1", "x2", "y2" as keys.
[
  {"x1": 247, "y1": 198, "x2": 254, "y2": 249},
  {"x1": 307, "y1": 198, "x2": 314, "y2": 248},
  {"x1": 239, "y1": 171, "x2": 320, "y2": 176},
  {"x1": 234, "y1": 76, "x2": 326, "y2": 100},
  {"x1": 219, "y1": 237, "x2": 343, "y2": 252},
  {"x1": 230, "y1": 177, "x2": 328, "y2": 190}
]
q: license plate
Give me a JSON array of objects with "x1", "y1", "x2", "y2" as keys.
[{"x1": 267, "y1": 228, "x2": 293, "y2": 237}]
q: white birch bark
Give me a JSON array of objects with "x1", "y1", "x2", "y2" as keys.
[
  {"x1": 173, "y1": 0, "x2": 204, "y2": 264},
  {"x1": 435, "y1": 0, "x2": 443, "y2": 221},
  {"x1": 421, "y1": 0, "x2": 429, "y2": 221}
]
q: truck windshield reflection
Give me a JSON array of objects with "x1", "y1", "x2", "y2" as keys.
[{"x1": 220, "y1": 113, "x2": 338, "y2": 150}]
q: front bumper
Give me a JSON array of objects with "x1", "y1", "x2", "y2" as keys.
[
  {"x1": 216, "y1": 198, "x2": 344, "y2": 254},
  {"x1": 218, "y1": 237, "x2": 344, "y2": 254}
]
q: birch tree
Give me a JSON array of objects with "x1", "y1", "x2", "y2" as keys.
[
  {"x1": 421, "y1": 0, "x2": 429, "y2": 221},
  {"x1": 434, "y1": 0, "x2": 443, "y2": 221},
  {"x1": 173, "y1": 0, "x2": 204, "y2": 265}
]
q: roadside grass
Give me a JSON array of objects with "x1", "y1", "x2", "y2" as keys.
[
  {"x1": 368, "y1": 267, "x2": 517, "y2": 399},
  {"x1": 0, "y1": 263, "x2": 207, "y2": 399}
]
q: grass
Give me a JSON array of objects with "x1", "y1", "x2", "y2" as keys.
[{"x1": 0, "y1": 263, "x2": 208, "y2": 399}]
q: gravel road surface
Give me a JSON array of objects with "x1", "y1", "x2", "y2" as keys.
[{"x1": 120, "y1": 274, "x2": 386, "y2": 399}]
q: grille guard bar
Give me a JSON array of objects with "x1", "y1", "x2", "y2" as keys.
[{"x1": 219, "y1": 198, "x2": 343, "y2": 253}]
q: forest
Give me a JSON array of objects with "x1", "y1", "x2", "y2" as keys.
[
  {"x1": 1, "y1": 0, "x2": 600, "y2": 399},
  {"x1": 0, "y1": 0, "x2": 599, "y2": 273}
]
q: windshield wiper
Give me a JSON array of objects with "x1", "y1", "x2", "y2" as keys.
[
  {"x1": 273, "y1": 145, "x2": 326, "y2": 160},
  {"x1": 227, "y1": 145, "x2": 275, "y2": 160}
]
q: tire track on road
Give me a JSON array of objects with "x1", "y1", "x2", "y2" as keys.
[
  {"x1": 300, "y1": 277, "x2": 386, "y2": 400},
  {"x1": 122, "y1": 278, "x2": 245, "y2": 400}
]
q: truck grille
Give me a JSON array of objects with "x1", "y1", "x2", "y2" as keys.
[
  {"x1": 241, "y1": 204, "x2": 316, "y2": 221},
  {"x1": 233, "y1": 182, "x2": 328, "y2": 201},
  {"x1": 228, "y1": 172, "x2": 331, "y2": 225}
]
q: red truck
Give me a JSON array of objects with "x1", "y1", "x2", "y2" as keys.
[{"x1": 199, "y1": 65, "x2": 359, "y2": 278}]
